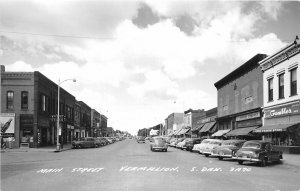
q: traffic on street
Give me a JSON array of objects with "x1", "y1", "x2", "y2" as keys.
[{"x1": 1, "y1": 138, "x2": 300, "y2": 191}]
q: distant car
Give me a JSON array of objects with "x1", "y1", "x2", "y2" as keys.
[
  {"x1": 211, "y1": 140, "x2": 246, "y2": 160},
  {"x1": 104, "y1": 137, "x2": 113, "y2": 144},
  {"x1": 232, "y1": 140, "x2": 283, "y2": 167},
  {"x1": 170, "y1": 138, "x2": 184, "y2": 147},
  {"x1": 137, "y1": 136, "x2": 146, "y2": 143},
  {"x1": 185, "y1": 138, "x2": 203, "y2": 152},
  {"x1": 176, "y1": 138, "x2": 190, "y2": 150},
  {"x1": 150, "y1": 136, "x2": 168, "y2": 152},
  {"x1": 200, "y1": 139, "x2": 223, "y2": 157},
  {"x1": 96, "y1": 137, "x2": 108, "y2": 146},
  {"x1": 72, "y1": 137, "x2": 97, "y2": 149}
]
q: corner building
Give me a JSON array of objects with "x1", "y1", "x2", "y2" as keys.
[{"x1": 256, "y1": 38, "x2": 300, "y2": 153}]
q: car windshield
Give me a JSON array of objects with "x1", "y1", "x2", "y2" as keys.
[
  {"x1": 222, "y1": 141, "x2": 238, "y2": 146},
  {"x1": 154, "y1": 138, "x2": 165, "y2": 144},
  {"x1": 202, "y1": 140, "x2": 210, "y2": 144},
  {"x1": 211, "y1": 141, "x2": 221, "y2": 145},
  {"x1": 242, "y1": 142, "x2": 261, "y2": 149}
]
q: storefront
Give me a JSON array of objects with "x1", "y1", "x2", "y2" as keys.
[
  {"x1": 20, "y1": 114, "x2": 34, "y2": 147},
  {"x1": 254, "y1": 101, "x2": 300, "y2": 153}
]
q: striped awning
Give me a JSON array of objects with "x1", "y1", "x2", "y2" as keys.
[
  {"x1": 211, "y1": 129, "x2": 231, "y2": 137},
  {"x1": 192, "y1": 123, "x2": 205, "y2": 132},
  {"x1": 199, "y1": 122, "x2": 216, "y2": 133},
  {"x1": 226, "y1": 126, "x2": 258, "y2": 136},
  {"x1": 254, "y1": 123, "x2": 297, "y2": 133}
]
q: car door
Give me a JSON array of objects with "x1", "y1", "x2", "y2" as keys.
[{"x1": 265, "y1": 143, "x2": 273, "y2": 161}]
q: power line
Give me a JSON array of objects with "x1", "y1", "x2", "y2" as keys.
[{"x1": 0, "y1": 30, "x2": 116, "y2": 40}]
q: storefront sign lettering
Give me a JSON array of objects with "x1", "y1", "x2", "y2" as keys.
[
  {"x1": 265, "y1": 102, "x2": 300, "y2": 118},
  {"x1": 236, "y1": 112, "x2": 260, "y2": 121}
]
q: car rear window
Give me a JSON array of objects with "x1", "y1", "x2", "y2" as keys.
[{"x1": 242, "y1": 142, "x2": 261, "y2": 149}]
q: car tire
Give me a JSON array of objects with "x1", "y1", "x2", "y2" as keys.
[
  {"x1": 204, "y1": 154, "x2": 209, "y2": 157},
  {"x1": 238, "y1": 160, "x2": 243, "y2": 165},
  {"x1": 260, "y1": 158, "x2": 267, "y2": 167},
  {"x1": 218, "y1": 157, "x2": 223, "y2": 160},
  {"x1": 77, "y1": 145, "x2": 82, "y2": 149},
  {"x1": 165, "y1": 149, "x2": 167, "y2": 152}
]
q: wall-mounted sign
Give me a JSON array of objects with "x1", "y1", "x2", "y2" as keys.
[
  {"x1": 1, "y1": 113, "x2": 15, "y2": 138},
  {"x1": 236, "y1": 112, "x2": 261, "y2": 121},
  {"x1": 264, "y1": 102, "x2": 300, "y2": 119}
]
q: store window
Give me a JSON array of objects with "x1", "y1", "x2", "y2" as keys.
[
  {"x1": 21, "y1": 91, "x2": 29, "y2": 109},
  {"x1": 7, "y1": 91, "x2": 14, "y2": 109},
  {"x1": 268, "y1": 78, "x2": 273, "y2": 102},
  {"x1": 290, "y1": 68, "x2": 297, "y2": 96},
  {"x1": 278, "y1": 73, "x2": 284, "y2": 99}
]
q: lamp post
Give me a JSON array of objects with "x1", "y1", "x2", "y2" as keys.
[{"x1": 56, "y1": 78, "x2": 76, "y2": 152}]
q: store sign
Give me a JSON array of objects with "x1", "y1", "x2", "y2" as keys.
[
  {"x1": 200, "y1": 116, "x2": 216, "y2": 124},
  {"x1": 236, "y1": 112, "x2": 260, "y2": 121},
  {"x1": 265, "y1": 102, "x2": 300, "y2": 119},
  {"x1": 0, "y1": 113, "x2": 15, "y2": 138}
]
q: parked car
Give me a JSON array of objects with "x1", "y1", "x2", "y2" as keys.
[
  {"x1": 150, "y1": 136, "x2": 168, "y2": 152},
  {"x1": 137, "y1": 136, "x2": 146, "y2": 143},
  {"x1": 200, "y1": 139, "x2": 223, "y2": 157},
  {"x1": 176, "y1": 138, "x2": 190, "y2": 150},
  {"x1": 211, "y1": 139, "x2": 246, "y2": 160},
  {"x1": 72, "y1": 137, "x2": 97, "y2": 149},
  {"x1": 104, "y1": 137, "x2": 113, "y2": 144},
  {"x1": 192, "y1": 139, "x2": 213, "y2": 153},
  {"x1": 185, "y1": 138, "x2": 203, "y2": 152},
  {"x1": 170, "y1": 138, "x2": 184, "y2": 147},
  {"x1": 168, "y1": 138, "x2": 177, "y2": 146},
  {"x1": 232, "y1": 140, "x2": 283, "y2": 167},
  {"x1": 96, "y1": 137, "x2": 108, "y2": 146}
]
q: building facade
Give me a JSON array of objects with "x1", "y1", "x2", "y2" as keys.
[
  {"x1": 165, "y1": 113, "x2": 184, "y2": 135},
  {"x1": 1, "y1": 66, "x2": 75, "y2": 148},
  {"x1": 78, "y1": 101, "x2": 91, "y2": 138},
  {"x1": 91, "y1": 109, "x2": 101, "y2": 137},
  {"x1": 100, "y1": 114, "x2": 108, "y2": 137},
  {"x1": 192, "y1": 107, "x2": 217, "y2": 138},
  {"x1": 256, "y1": 38, "x2": 300, "y2": 153},
  {"x1": 214, "y1": 54, "x2": 267, "y2": 139}
]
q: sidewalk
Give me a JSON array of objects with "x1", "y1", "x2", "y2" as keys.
[
  {"x1": 1, "y1": 144, "x2": 73, "y2": 153},
  {"x1": 282, "y1": 154, "x2": 300, "y2": 167}
]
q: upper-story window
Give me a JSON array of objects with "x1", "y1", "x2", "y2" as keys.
[
  {"x1": 290, "y1": 68, "x2": 297, "y2": 96},
  {"x1": 7, "y1": 91, "x2": 14, "y2": 109},
  {"x1": 278, "y1": 73, "x2": 285, "y2": 99},
  {"x1": 21, "y1": 91, "x2": 29, "y2": 109},
  {"x1": 268, "y1": 78, "x2": 273, "y2": 102}
]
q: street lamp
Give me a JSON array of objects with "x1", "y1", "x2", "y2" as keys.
[{"x1": 56, "y1": 78, "x2": 76, "y2": 152}]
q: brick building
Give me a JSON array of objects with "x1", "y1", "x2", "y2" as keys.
[
  {"x1": 1, "y1": 65, "x2": 75, "y2": 148},
  {"x1": 214, "y1": 54, "x2": 267, "y2": 139}
]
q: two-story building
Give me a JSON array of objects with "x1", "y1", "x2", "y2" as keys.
[
  {"x1": 214, "y1": 54, "x2": 267, "y2": 139},
  {"x1": 1, "y1": 65, "x2": 75, "y2": 148},
  {"x1": 165, "y1": 113, "x2": 184, "y2": 136},
  {"x1": 256, "y1": 37, "x2": 300, "y2": 153}
]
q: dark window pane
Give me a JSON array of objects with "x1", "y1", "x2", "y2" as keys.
[
  {"x1": 7, "y1": 91, "x2": 14, "y2": 109},
  {"x1": 278, "y1": 74, "x2": 284, "y2": 99},
  {"x1": 268, "y1": 78, "x2": 273, "y2": 101},
  {"x1": 291, "y1": 68, "x2": 297, "y2": 96},
  {"x1": 21, "y1": 91, "x2": 29, "y2": 109}
]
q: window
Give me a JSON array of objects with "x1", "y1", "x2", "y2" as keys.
[
  {"x1": 21, "y1": 91, "x2": 29, "y2": 109},
  {"x1": 268, "y1": 78, "x2": 273, "y2": 101},
  {"x1": 7, "y1": 91, "x2": 14, "y2": 109},
  {"x1": 278, "y1": 74, "x2": 284, "y2": 99},
  {"x1": 41, "y1": 95, "x2": 46, "y2": 111},
  {"x1": 290, "y1": 68, "x2": 297, "y2": 96}
]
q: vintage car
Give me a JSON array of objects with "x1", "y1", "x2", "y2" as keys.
[
  {"x1": 95, "y1": 137, "x2": 108, "y2": 146},
  {"x1": 176, "y1": 138, "x2": 190, "y2": 150},
  {"x1": 168, "y1": 138, "x2": 177, "y2": 146},
  {"x1": 72, "y1": 137, "x2": 97, "y2": 149},
  {"x1": 150, "y1": 136, "x2": 168, "y2": 152},
  {"x1": 170, "y1": 138, "x2": 185, "y2": 147},
  {"x1": 137, "y1": 136, "x2": 146, "y2": 143},
  {"x1": 200, "y1": 139, "x2": 223, "y2": 157},
  {"x1": 232, "y1": 140, "x2": 283, "y2": 167},
  {"x1": 211, "y1": 139, "x2": 246, "y2": 160},
  {"x1": 192, "y1": 139, "x2": 216, "y2": 153},
  {"x1": 186, "y1": 138, "x2": 204, "y2": 152}
]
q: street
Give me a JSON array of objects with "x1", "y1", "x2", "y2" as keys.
[{"x1": 1, "y1": 139, "x2": 300, "y2": 191}]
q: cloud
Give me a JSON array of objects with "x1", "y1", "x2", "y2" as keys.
[{"x1": 259, "y1": 1, "x2": 283, "y2": 20}]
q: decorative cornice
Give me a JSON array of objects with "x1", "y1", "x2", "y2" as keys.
[{"x1": 260, "y1": 43, "x2": 300, "y2": 71}]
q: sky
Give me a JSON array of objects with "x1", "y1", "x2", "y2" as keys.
[{"x1": 1, "y1": 0, "x2": 299, "y2": 135}]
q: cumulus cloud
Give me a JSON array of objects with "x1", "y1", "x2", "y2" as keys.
[{"x1": 1, "y1": 0, "x2": 294, "y2": 134}]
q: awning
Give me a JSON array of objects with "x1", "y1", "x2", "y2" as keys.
[
  {"x1": 192, "y1": 123, "x2": 205, "y2": 132},
  {"x1": 199, "y1": 122, "x2": 216, "y2": 133},
  {"x1": 254, "y1": 123, "x2": 297, "y2": 133},
  {"x1": 211, "y1": 129, "x2": 231, "y2": 137},
  {"x1": 179, "y1": 128, "x2": 190, "y2": 135},
  {"x1": 226, "y1": 126, "x2": 258, "y2": 136},
  {"x1": 173, "y1": 129, "x2": 183, "y2": 135}
]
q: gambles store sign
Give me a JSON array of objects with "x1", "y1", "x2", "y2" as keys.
[{"x1": 265, "y1": 102, "x2": 300, "y2": 118}]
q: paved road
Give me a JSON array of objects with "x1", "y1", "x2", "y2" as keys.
[{"x1": 1, "y1": 139, "x2": 300, "y2": 191}]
